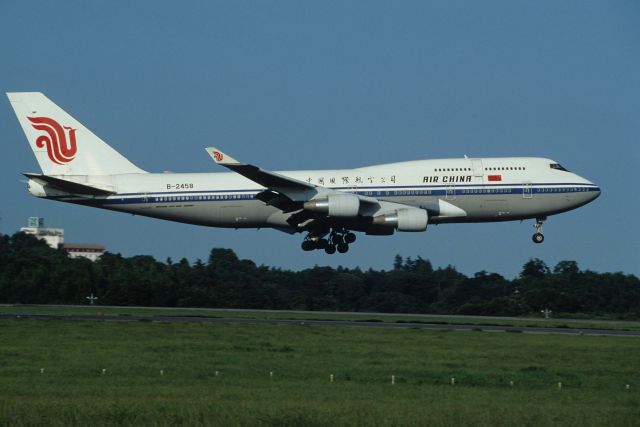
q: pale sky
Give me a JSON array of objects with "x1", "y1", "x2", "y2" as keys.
[{"x1": 1, "y1": 1, "x2": 638, "y2": 277}]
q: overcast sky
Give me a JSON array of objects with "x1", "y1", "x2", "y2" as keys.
[{"x1": 1, "y1": 1, "x2": 638, "y2": 278}]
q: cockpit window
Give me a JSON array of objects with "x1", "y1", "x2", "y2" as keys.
[{"x1": 550, "y1": 163, "x2": 569, "y2": 172}]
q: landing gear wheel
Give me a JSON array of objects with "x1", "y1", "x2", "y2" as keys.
[
  {"x1": 331, "y1": 234, "x2": 343, "y2": 245},
  {"x1": 344, "y1": 232, "x2": 356, "y2": 244},
  {"x1": 317, "y1": 238, "x2": 329, "y2": 249},
  {"x1": 325, "y1": 245, "x2": 336, "y2": 254},
  {"x1": 301, "y1": 240, "x2": 315, "y2": 251},
  {"x1": 337, "y1": 243, "x2": 349, "y2": 253},
  {"x1": 531, "y1": 217, "x2": 546, "y2": 244}
]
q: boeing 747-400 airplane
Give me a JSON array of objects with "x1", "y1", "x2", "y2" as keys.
[{"x1": 7, "y1": 92, "x2": 600, "y2": 254}]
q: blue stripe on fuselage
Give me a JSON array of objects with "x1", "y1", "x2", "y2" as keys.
[{"x1": 78, "y1": 183, "x2": 600, "y2": 206}]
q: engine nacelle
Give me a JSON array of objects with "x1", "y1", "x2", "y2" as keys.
[
  {"x1": 372, "y1": 208, "x2": 428, "y2": 232},
  {"x1": 303, "y1": 193, "x2": 360, "y2": 217}
]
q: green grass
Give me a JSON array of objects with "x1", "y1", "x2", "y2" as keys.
[
  {"x1": 0, "y1": 318, "x2": 638, "y2": 426},
  {"x1": 3, "y1": 304, "x2": 640, "y2": 331}
]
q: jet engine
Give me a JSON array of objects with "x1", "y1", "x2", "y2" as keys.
[
  {"x1": 303, "y1": 193, "x2": 360, "y2": 217},
  {"x1": 372, "y1": 208, "x2": 428, "y2": 231}
]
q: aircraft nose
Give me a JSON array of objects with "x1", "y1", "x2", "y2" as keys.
[
  {"x1": 575, "y1": 174, "x2": 600, "y2": 202},
  {"x1": 582, "y1": 180, "x2": 601, "y2": 203}
]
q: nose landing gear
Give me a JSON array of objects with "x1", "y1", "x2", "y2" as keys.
[
  {"x1": 301, "y1": 228, "x2": 356, "y2": 254},
  {"x1": 532, "y1": 217, "x2": 546, "y2": 244}
]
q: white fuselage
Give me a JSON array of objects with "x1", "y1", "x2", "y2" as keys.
[{"x1": 39, "y1": 156, "x2": 600, "y2": 232}]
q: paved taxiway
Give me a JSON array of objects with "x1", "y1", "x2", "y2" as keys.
[{"x1": 1, "y1": 313, "x2": 639, "y2": 337}]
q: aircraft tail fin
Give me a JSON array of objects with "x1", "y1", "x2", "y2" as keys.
[{"x1": 7, "y1": 92, "x2": 146, "y2": 176}]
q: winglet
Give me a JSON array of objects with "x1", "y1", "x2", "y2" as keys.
[{"x1": 205, "y1": 147, "x2": 240, "y2": 165}]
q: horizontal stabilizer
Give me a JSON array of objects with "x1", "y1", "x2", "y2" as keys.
[{"x1": 23, "y1": 173, "x2": 115, "y2": 196}]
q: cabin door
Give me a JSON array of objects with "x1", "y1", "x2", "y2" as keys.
[{"x1": 471, "y1": 159, "x2": 484, "y2": 177}]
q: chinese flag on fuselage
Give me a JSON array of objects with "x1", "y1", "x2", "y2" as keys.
[{"x1": 487, "y1": 175, "x2": 502, "y2": 182}]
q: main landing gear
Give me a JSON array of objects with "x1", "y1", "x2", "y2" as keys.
[
  {"x1": 532, "y1": 217, "x2": 546, "y2": 244},
  {"x1": 301, "y1": 228, "x2": 356, "y2": 254}
]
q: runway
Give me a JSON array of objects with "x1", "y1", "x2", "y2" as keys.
[{"x1": 1, "y1": 312, "x2": 639, "y2": 337}]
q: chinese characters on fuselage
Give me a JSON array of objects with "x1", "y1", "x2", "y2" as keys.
[{"x1": 306, "y1": 176, "x2": 397, "y2": 185}]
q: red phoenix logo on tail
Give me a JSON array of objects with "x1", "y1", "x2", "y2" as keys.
[
  {"x1": 213, "y1": 151, "x2": 224, "y2": 162},
  {"x1": 27, "y1": 116, "x2": 78, "y2": 165}
]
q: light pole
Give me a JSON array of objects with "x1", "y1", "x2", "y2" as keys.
[{"x1": 86, "y1": 293, "x2": 99, "y2": 305}]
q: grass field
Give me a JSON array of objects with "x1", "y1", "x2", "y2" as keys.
[
  {"x1": 0, "y1": 317, "x2": 638, "y2": 426},
  {"x1": 2, "y1": 304, "x2": 640, "y2": 331}
]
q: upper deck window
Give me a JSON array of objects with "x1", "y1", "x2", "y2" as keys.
[{"x1": 550, "y1": 163, "x2": 569, "y2": 172}]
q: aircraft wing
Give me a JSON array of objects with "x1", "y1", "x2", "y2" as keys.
[
  {"x1": 205, "y1": 146, "x2": 383, "y2": 204},
  {"x1": 205, "y1": 147, "x2": 315, "y2": 198},
  {"x1": 204, "y1": 147, "x2": 438, "y2": 232}
]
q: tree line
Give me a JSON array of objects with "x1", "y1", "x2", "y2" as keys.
[{"x1": 0, "y1": 232, "x2": 638, "y2": 319}]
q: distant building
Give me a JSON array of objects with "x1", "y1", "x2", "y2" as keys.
[
  {"x1": 20, "y1": 217, "x2": 64, "y2": 248},
  {"x1": 19, "y1": 217, "x2": 105, "y2": 261},
  {"x1": 63, "y1": 244, "x2": 105, "y2": 261}
]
